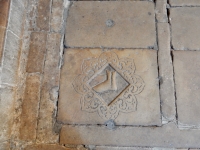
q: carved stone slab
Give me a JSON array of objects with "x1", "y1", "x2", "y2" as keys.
[{"x1": 58, "y1": 49, "x2": 161, "y2": 126}]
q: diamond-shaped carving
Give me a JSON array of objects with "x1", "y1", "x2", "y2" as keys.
[{"x1": 88, "y1": 64, "x2": 129, "y2": 106}]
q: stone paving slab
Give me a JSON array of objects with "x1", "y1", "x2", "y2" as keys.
[
  {"x1": 173, "y1": 51, "x2": 200, "y2": 126},
  {"x1": 157, "y1": 23, "x2": 175, "y2": 121},
  {"x1": 65, "y1": 1, "x2": 156, "y2": 48},
  {"x1": 96, "y1": 146, "x2": 151, "y2": 150},
  {"x1": 169, "y1": 0, "x2": 200, "y2": 6},
  {"x1": 58, "y1": 49, "x2": 160, "y2": 126},
  {"x1": 24, "y1": 144, "x2": 70, "y2": 150},
  {"x1": 60, "y1": 123, "x2": 200, "y2": 148},
  {"x1": 170, "y1": 8, "x2": 200, "y2": 50}
]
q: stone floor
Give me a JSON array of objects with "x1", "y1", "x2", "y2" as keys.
[{"x1": 1, "y1": 0, "x2": 200, "y2": 150}]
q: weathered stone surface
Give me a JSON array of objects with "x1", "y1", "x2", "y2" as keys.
[
  {"x1": 36, "y1": 0, "x2": 51, "y2": 31},
  {"x1": 1, "y1": 31, "x2": 21, "y2": 85},
  {"x1": 0, "y1": 0, "x2": 10, "y2": 27},
  {"x1": 50, "y1": 0, "x2": 64, "y2": 32},
  {"x1": 36, "y1": 33, "x2": 61, "y2": 143},
  {"x1": 19, "y1": 74, "x2": 40, "y2": 141},
  {"x1": 26, "y1": 32, "x2": 47, "y2": 73},
  {"x1": 58, "y1": 49, "x2": 160, "y2": 126},
  {"x1": 65, "y1": 1, "x2": 156, "y2": 48},
  {"x1": 156, "y1": 0, "x2": 168, "y2": 23},
  {"x1": 0, "y1": 87, "x2": 15, "y2": 142},
  {"x1": 169, "y1": 0, "x2": 200, "y2": 6},
  {"x1": 0, "y1": 27, "x2": 5, "y2": 63},
  {"x1": 173, "y1": 51, "x2": 200, "y2": 126},
  {"x1": 96, "y1": 147, "x2": 182, "y2": 150},
  {"x1": 0, "y1": 141, "x2": 10, "y2": 150},
  {"x1": 60, "y1": 123, "x2": 200, "y2": 148},
  {"x1": 170, "y1": 8, "x2": 200, "y2": 50},
  {"x1": 27, "y1": 0, "x2": 38, "y2": 31},
  {"x1": 96, "y1": 146, "x2": 151, "y2": 150},
  {"x1": 24, "y1": 144, "x2": 69, "y2": 150},
  {"x1": 157, "y1": 23, "x2": 175, "y2": 121},
  {"x1": 7, "y1": 0, "x2": 24, "y2": 37}
]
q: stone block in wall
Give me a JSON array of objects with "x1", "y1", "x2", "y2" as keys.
[
  {"x1": 36, "y1": 0, "x2": 51, "y2": 31},
  {"x1": 24, "y1": 144, "x2": 69, "y2": 150},
  {"x1": 0, "y1": 0, "x2": 10, "y2": 27},
  {"x1": 19, "y1": 74, "x2": 41, "y2": 141},
  {"x1": 1, "y1": 31, "x2": 21, "y2": 85},
  {"x1": 50, "y1": 0, "x2": 64, "y2": 32},
  {"x1": 65, "y1": 1, "x2": 156, "y2": 48},
  {"x1": 26, "y1": 32, "x2": 47, "y2": 73},
  {"x1": 36, "y1": 33, "x2": 61, "y2": 143},
  {"x1": 7, "y1": 0, "x2": 24, "y2": 37},
  {"x1": 0, "y1": 27, "x2": 6, "y2": 64}
]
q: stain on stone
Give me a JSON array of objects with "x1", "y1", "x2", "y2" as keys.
[
  {"x1": 106, "y1": 19, "x2": 115, "y2": 27},
  {"x1": 105, "y1": 119, "x2": 116, "y2": 130}
]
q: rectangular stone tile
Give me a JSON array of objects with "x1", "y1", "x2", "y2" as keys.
[
  {"x1": 170, "y1": 8, "x2": 200, "y2": 50},
  {"x1": 173, "y1": 51, "x2": 200, "y2": 126},
  {"x1": 157, "y1": 23, "x2": 176, "y2": 121},
  {"x1": 36, "y1": 33, "x2": 61, "y2": 143},
  {"x1": 0, "y1": 0, "x2": 10, "y2": 27},
  {"x1": 156, "y1": 0, "x2": 168, "y2": 23},
  {"x1": 19, "y1": 74, "x2": 41, "y2": 141},
  {"x1": 60, "y1": 123, "x2": 200, "y2": 148},
  {"x1": 169, "y1": 0, "x2": 200, "y2": 6},
  {"x1": 26, "y1": 32, "x2": 47, "y2": 73},
  {"x1": 58, "y1": 49, "x2": 160, "y2": 126},
  {"x1": 7, "y1": 0, "x2": 24, "y2": 37},
  {"x1": 36, "y1": 0, "x2": 51, "y2": 31},
  {"x1": 65, "y1": 1, "x2": 156, "y2": 48},
  {"x1": 50, "y1": 0, "x2": 64, "y2": 32},
  {"x1": 0, "y1": 27, "x2": 5, "y2": 64},
  {"x1": 1, "y1": 31, "x2": 21, "y2": 85},
  {"x1": 24, "y1": 144, "x2": 68, "y2": 150}
]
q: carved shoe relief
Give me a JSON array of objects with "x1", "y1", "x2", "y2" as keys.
[
  {"x1": 93, "y1": 70, "x2": 117, "y2": 93},
  {"x1": 72, "y1": 51, "x2": 145, "y2": 120}
]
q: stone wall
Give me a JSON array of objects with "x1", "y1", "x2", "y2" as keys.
[{"x1": 1, "y1": 0, "x2": 200, "y2": 150}]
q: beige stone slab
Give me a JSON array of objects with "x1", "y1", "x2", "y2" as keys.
[
  {"x1": 36, "y1": 33, "x2": 61, "y2": 143},
  {"x1": 170, "y1": 8, "x2": 200, "y2": 50},
  {"x1": 26, "y1": 32, "x2": 47, "y2": 73},
  {"x1": 169, "y1": 0, "x2": 200, "y2": 6},
  {"x1": 157, "y1": 23, "x2": 175, "y2": 121},
  {"x1": 96, "y1": 146, "x2": 151, "y2": 150},
  {"x1": 156, "y1": 0, "x2": 168, "y2": 23},
  {"x1": 50, "y1": 0, "x2": 64, "y2": 32},
  {"x1": 65, "y1": 1, "x2": 156, "y2": 48},
  {"x1": 19, "y1": 74, "x2": 41, "y2": 141},
  {"x1": 2, "y1": 31, "x2": 21, "y2": 85},
  {"x1": 60, "y1": 123, "x2": 200, "y2": 148},
  {"x1": 173, "y1": 51, "x2": 200, "y2": 126},
  {"x1": 58, "y1": 49, "x2": 160, "y2": 126},
  {"x1": 24, "y1": 144, "x2": 69, "y2": 150},
  {"x1": 36, "y1": 0, "x2": 51, "y2": 31}
]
